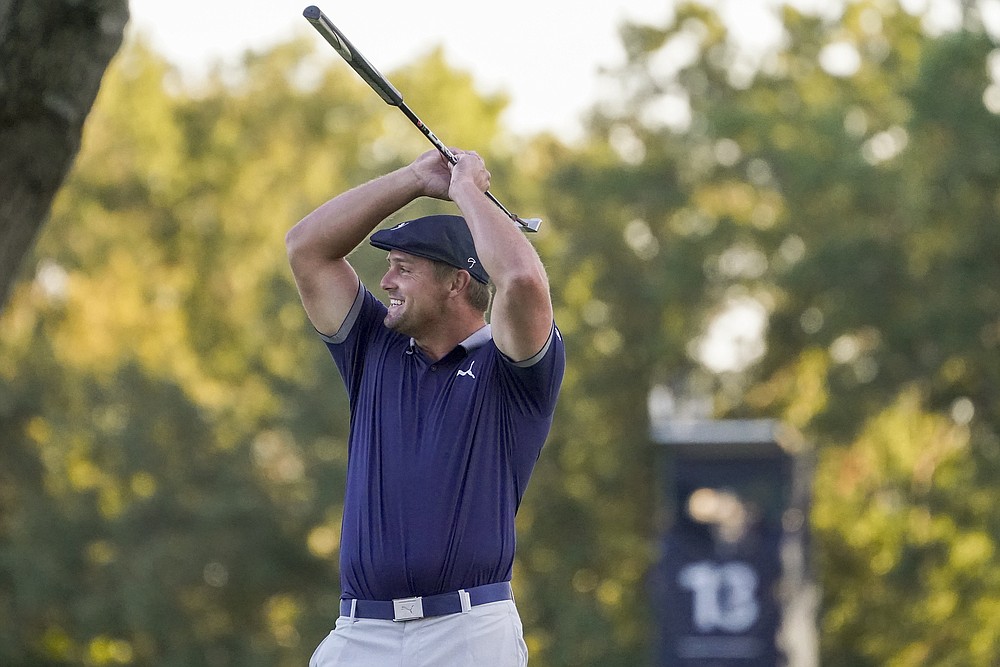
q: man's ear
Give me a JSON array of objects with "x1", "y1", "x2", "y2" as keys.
[{"x1": 449, "y1": 269, "x2": 472, "y2": 297}]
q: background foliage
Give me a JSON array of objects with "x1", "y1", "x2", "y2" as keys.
[{"x1": 2, "y1": 0, "x2": 999, "y2": 664}]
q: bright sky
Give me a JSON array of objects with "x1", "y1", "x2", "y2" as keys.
[
  {"x1": 127, "y1": 0, "x2": 784, "y2": 141},
  {"x1": 126, "y1": 0, "x2": 990, "y2": 138}
]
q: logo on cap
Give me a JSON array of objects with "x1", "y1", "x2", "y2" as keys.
[{"x1": 467, "y1": 257, "x2": 477, "y2": 270}]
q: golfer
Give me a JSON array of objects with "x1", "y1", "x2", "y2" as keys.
[{"x1": 286, "y1": 147, "x2": 565, "y2": 666}]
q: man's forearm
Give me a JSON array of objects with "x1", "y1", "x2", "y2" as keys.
[
  {"x1": 450, "y1": 181, "x2": 546, "y2": 290},
  {"x1": 288, "y1": 165, "x2": 425, "y2": 261}
]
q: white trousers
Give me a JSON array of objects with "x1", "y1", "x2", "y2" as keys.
[{"x1": 309, "y1": 600, "x2": 528, "y2": 667}]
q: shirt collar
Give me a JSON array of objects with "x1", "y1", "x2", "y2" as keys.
[
  {"x1": 459, "y1": 324, "x2": 492, "y2": 351},
  {"x1": 407, "y1": 324, "x2": 492, "y2": 355}
]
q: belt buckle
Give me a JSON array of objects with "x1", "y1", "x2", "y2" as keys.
[{"x1": 392, "y1": 596, "x2": 424, "y2": 622}]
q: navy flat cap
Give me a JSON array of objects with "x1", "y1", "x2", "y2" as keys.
[{"x1": 370, "y1": 214, "x2": 490, "y2": 284}]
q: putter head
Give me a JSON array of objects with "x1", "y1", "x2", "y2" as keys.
[{"x1": 518, "y1": 217, "x2": 543, "y2": 233}]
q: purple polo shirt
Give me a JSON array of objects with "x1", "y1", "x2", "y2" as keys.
[{"x1": 321, "y1": 285, "x2": 565, "y2": 601}]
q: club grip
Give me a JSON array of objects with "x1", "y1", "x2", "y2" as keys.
[{"x1": 303, "y1": 6, "x2": 403, "y2": 106}]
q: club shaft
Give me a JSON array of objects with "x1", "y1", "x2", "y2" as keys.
[
  {"x1": 303, "y1": 5, "x2": 540, "y2": 232},
  {"x1": 396, "y1": 104, "x2": 528, "y2": 224},
  {"x1": 397, "y1": 104, "x2": 457, "y2": 164}
]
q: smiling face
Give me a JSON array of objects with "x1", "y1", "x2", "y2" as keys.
[{"x1": 379, "y1": 250, "x2": 454, "y2": 338}]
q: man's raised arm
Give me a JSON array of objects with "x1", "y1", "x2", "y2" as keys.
[
  {"x1": 447, "y1": 151, "x2": 554, "y2": 363},
  {"x1": 285, "y1": 151, "x2": 451, "y2": 336}
]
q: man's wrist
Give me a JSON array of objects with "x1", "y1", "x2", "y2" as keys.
[
  {"x1": 449, "y1": 180, "x2": 484, "y2": 206},
  {"x1": 397, "y1": 164, "x2": 428, "y2": 199}
]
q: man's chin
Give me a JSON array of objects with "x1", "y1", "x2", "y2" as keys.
[{"x1": 384, "y1": 313, "x2": 409, "y2": 335}]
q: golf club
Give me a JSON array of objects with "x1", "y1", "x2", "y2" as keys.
[{"x1": 303, "y1": 5, "x2": 542, "y2": 233}]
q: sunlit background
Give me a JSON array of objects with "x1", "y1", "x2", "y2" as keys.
[
  {"x1": 129, "y1": 0, "x2": 1000, "y2": 374},
  {"x1": 4, "y1": 0, "x2": 1000, "y2": 664},
  {"x1": 129, "y1": 0, "x2": 1000, "y2": 137}
]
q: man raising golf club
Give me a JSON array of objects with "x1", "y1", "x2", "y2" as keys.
[{"x1": 286, "y1": 147, "x2": 565, "y2": 666}]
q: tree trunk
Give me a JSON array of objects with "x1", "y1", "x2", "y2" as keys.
[{"x1": 0, "y1": 0, "x2": 128, "y2": 310}]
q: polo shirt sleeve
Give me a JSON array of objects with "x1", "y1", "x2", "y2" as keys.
[
  {"x1": 320, "y1": 284, "x2": 387, "y2": 403},
  {"x1": 497, "y1": 323, "x2": 566, "y2": 418}
]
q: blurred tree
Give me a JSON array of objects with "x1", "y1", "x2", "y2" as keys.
[
  {"x1": 0, "y1": 0, "x2": 128, "y2": 310},
  {"x1": 4, "y1": 0, "x2": 1000, "y2": 665},
  {"x1": 556, "y1": 0, "x2": 1000, "y2": 663},
  {"x1": 0, "y1": 36, "x2": 511, "y2": 665}
]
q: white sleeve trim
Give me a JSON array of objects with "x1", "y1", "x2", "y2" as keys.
[
  {"x1": 508, "y1": 324, "x2": 556, "y2": 368},
  {"x1": 317, "y1": 282, "x2": 365, "y2": 344}
]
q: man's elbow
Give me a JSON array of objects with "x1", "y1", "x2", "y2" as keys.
[
  {"x1": 286, "y1": 223, "x2": 323, "y2": 272},
  {"x1": 285, "y1": 223, "x2": 306, "y2": 261}
]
